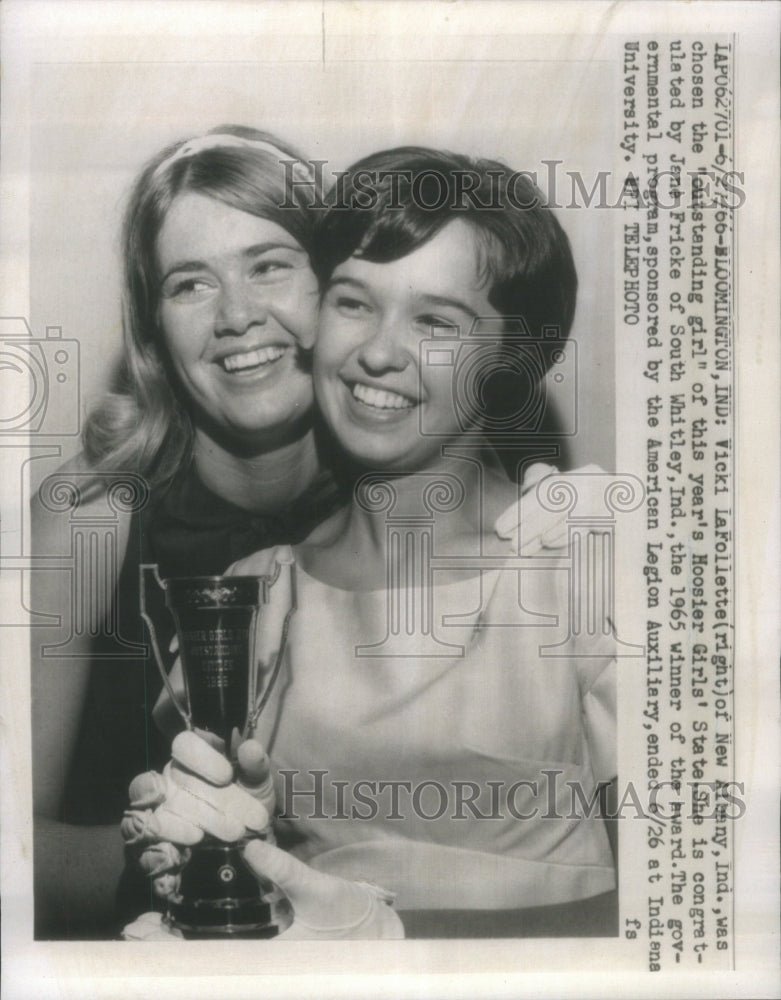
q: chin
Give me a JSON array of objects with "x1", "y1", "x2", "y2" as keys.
[
  {"x1": 199, "y1": 403, "x2": 314, "y2": 452},
  {"x1": 344, "y1": 444, "x2": 433, "y2": 476}
]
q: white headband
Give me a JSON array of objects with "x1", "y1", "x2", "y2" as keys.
[{"x1": 153, "y1": 133, "x2": 315, "y2": 187}]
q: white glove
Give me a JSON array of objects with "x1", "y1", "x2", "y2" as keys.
[
  {"x1": 122, "y1": 845, "x2": 404, "y2": 941},
  {"x1": 122, "y1": 912, "x2": 185, "y2": 941},
  {"x1": 121, "y1": 732, "x2": 404, "y2": 941},
  {"x1": 494, "y1": 463, "x2": 610, "y2": 555},
  {"x1": 241, "y1": 840, "x2": 404, "y2": 940},
  {"x1": 122, "y1": 730, "x2": 276, "y2": 899}
]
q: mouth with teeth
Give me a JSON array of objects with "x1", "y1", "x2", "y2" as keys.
[
  {"x1": 351, "y1": 382, "x2": 416, "y2": 411},
  {"x1": 219, "y1": 345, "x2": 287, "y2": 373}
]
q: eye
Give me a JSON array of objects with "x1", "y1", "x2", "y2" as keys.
[
  {"x1": 250, "y1": 258, "x2": 293, "y2": 281},
  {"x1": 331, "y1": 294, "x2": 373, "y2": 317},
  {"x1": 417, "y1": 313, "x2": 461, "y2": 334},
  {"x1": 249, "y1": 247, "x2": 308, "y2": 284},
  {"x1": 161, "y1": 276, "x2": 215, "y2": 302}
]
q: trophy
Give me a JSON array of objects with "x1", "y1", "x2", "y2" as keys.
[{"x1": 140, "y1": 564, "x2": 295, "y2": 939}]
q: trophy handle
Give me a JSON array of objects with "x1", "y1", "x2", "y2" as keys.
[
  {"x1": 246, "y1": 561, "x2": 297, "y2": 737},
  {"x1": 139, "y1": 563, "x2": 192, "y2": 730}
]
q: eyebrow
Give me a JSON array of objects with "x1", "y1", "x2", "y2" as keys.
[
  {"x1": 160, "y1": 241, "x2": 303, "y2": 283},
  {"x1": 418, "y1": 294, "x2": 480, "y2": 320},
  {"x1": 327, "y1": 277, "x2": 480, "y2": 319},
  {"x1": 327, "y1": 276, "x2": 369, "y2": 292}
]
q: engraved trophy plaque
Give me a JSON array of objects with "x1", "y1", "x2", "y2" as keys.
[{"x1": 140, "y1": 565, "x2": 295, "y2": 938}]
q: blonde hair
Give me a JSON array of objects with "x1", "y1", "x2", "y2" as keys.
[{"x1": 83, "y1": 125, "x2": 317, "y2": 492}]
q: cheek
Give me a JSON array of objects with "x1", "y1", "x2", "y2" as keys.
[
  {"x1": 313, "y1": 318, "x2": 347, "y2": 379},
  {"x1": 274, "y1": 276, "x2": 320, "y2": 347},
  {"x1": 158, "y1": 303, "x2": 206, "y2": 359},
  {"x1": 157, "y1": 311, "x2": 190, "y2": 368},
  {"x1": 312, "y1": 355, "x2": 339, "y2": 416},
  {"x1": 423, "y1": 366, "x2": 457, "y2": 412},
  {"x1": 313, "y1": 344, "x2": 349, "y2": 424}
]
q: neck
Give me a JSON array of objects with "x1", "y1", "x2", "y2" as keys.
[
  {"x1": 193, "y1": 426, "x2": 323, "y2": 514},
  {"x1": 342, "y1": 441, "x2": 511, "y2": 560}
]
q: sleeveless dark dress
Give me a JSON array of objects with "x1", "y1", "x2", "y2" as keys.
[{"x1": 59, "y1": 462, "x2": 344, "y2": 935}]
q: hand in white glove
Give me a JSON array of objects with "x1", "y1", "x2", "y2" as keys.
[
  {"x1": 122, "y1": 730, "x2": 276, "y2": 899},
  {"x1": 494, "y1": 463, "x2": 611, "y2": 555},
  {"x1": 122, "y1": 843, "x2": 404, "y2": 941},
  {"x1": 241, "y1": 840, "x2": 404, "y2": 940},
  {"x1": 121, "y1": 732, "x2": 404, "y2": 941}
]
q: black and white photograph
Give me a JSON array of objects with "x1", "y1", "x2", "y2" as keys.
[{"x1": 1, "y1": 2, "x2": 778, "y2": 998}]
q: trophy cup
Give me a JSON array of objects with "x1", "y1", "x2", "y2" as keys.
[{"x1": 140, "y1": 564, "x2": 295, "y2": 938}]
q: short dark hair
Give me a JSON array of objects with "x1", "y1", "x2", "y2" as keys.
[{"x1": 312, "y1": 146, "x2": 578, "y2": 366}]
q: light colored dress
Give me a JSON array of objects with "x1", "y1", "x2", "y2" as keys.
[{"x1": 256, "y1": 517, "x2": 616, "y2": 912}]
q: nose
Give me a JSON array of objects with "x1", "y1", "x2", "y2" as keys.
[
  {"x1": 214, "y1": 280, "x2": 266, "y2": 336},
  {"x1": 356, "y1": 317, "x2": 410, "y2": 374}
]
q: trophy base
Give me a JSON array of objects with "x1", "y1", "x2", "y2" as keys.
[{"x1": 169, "y1": 837, "x2": 293, "y2": 939}]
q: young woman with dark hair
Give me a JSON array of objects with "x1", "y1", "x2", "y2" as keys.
[
  {"x1": 33, "y1": 134, "x2": 579, "y2": 938},
  {"x1": 135, "y1": 147, "x2": 617, "y2": 940}
]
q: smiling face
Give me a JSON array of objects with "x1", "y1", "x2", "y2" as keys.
[
  {"x1": 314, "y1": 219, "x2": 503, "y2": 472},
  {"x1": 156, "y1": 192, "x2": 319, "y2": 450}
]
